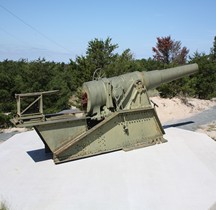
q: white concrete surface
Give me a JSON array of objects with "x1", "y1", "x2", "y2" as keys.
[{"x1": 0, "y1": 128, "x2": 216, "y2": 210}]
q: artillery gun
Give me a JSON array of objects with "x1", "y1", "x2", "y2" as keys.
[{"x1": 12, "y1": 64, "x2": 198, "y2": 163}]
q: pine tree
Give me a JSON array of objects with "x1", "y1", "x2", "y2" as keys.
[{"x1": 210, "y1": 36, "x2": 216, "y2": 61}]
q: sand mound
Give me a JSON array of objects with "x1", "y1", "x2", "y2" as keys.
[
  {"x1": 151, "y1": 96, "x2": 216, "y2": 123},
  {"x1": 151, "y1": 96, "x2": 216, "y2": 140}
]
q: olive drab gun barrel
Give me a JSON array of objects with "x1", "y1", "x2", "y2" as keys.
[
  {"x1": 82, "y1": 64, "x2": 198, "y2": 120},
  {"x1": 12, "y1": 63, "x2": 198, "y2": 163}
]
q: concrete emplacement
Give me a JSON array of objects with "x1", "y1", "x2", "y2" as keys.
[{"x1": 0, "y1": 127, "x2": 216, "y2": 210}]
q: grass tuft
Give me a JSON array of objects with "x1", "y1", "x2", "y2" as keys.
[{"x1": 0, "y1": 200, "x2": 9, "y2": 210}]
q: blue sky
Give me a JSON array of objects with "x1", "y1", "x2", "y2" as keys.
[{"x1": 0, "y1": 0, "x2": 215, "y2": 63}]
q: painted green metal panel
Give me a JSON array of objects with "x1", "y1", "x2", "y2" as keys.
[
  {"x1": 34, "y1": 118, "x2": 87, "y2": 152},
  {"x1": 52, "y1": 108, "x2": 166, "y2": 163}
]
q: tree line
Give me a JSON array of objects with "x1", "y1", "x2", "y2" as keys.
[{"x1": 0, "y1": 36, "x2": 216, "y2": 127}]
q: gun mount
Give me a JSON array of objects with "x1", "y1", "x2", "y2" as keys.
[{"x1": 12, "y1": 64, "x2": 198, "y2": 163}]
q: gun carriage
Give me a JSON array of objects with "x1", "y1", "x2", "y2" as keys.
[{"x1": 12, "y1": 64, "x2": 198, "y2": 163}]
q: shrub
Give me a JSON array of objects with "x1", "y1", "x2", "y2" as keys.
[{"x1": 0, "y1": 113, "x2": 11, "y2": 128}]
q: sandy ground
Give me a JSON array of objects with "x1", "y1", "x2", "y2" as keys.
[
  {"x1": 195, "y1": 121, "x2": 216, "y2": 141},
  {"x1": 0, "y1": 127, "x2": 28, "y2": 133},
  {"x1": 0, "y1": 127, "x2": 28, "y2": 142},
  {"x1": 151, "y1": 96, "x2": 216, "y2": 140},
  {"x1": 151, "y1": 97, "x2": 216, "y2": 123}
]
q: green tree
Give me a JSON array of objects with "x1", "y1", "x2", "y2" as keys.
[
  {"x1": 189, "y1": 52, "x2": 216, "y2": 99},
  {"x1": 210, "y1": 36, "x2": 216, "y2": 61},
  {"x1": 86, "y1": 37, "x2": 118, "y2": 68},
  {"x1": 72, "y1": 37, "x2": 118, "y2": 83},
  {"x1": 135, "y1": 58, "x2": 164, "y2": 71},
  {"x1": 106, "y1": 49, "x2": 137, "y2": 76}
]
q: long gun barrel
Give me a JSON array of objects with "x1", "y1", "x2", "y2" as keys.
[
  {"x1": 83, "y1": 64, "x2": 198, "y2": 118},
  {"x1": 143, "y1": 63, "x2": 198, "y2": 89}
]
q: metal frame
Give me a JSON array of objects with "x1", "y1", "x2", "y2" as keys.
[{"x1": 13, "y1": 90, "x2": 59, "y2": 125}]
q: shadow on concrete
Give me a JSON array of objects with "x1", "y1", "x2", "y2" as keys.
[
  {"x1": 27, "y1": 148, "x2": 52, "y2": 162},
  {"x1": 163, "y1": 121, "x2": 194, "y2": 129},
  {"x1": 163, "y1": 106, "x2": 216, "y2": 131}
]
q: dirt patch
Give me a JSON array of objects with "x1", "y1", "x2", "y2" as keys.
[
  {"x1": 151, "y1": 96, "x2": 216, "y2": 140},
  {"x1": 196, "y1": 121, "x2": 216, "y2": 141},
  {"x1": 151, "y1": 96, "x2": 216, "y2": 124}
]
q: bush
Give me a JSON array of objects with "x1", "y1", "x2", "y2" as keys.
[{"x1": 0, "y1": 113, "x2": 11, "y2": 128}]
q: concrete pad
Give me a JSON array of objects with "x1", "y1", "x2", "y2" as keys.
[{"x1": 0, "y1": 128, "x2": 216, "y2": 210}]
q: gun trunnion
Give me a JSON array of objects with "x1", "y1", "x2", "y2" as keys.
[{"x1": 12, "y1": 64, "x2": 198, "y2": 163}]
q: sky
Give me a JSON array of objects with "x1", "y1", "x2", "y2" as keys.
[{"x1": 0, "y1": 0, "x2": 215, "y2": 63}]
